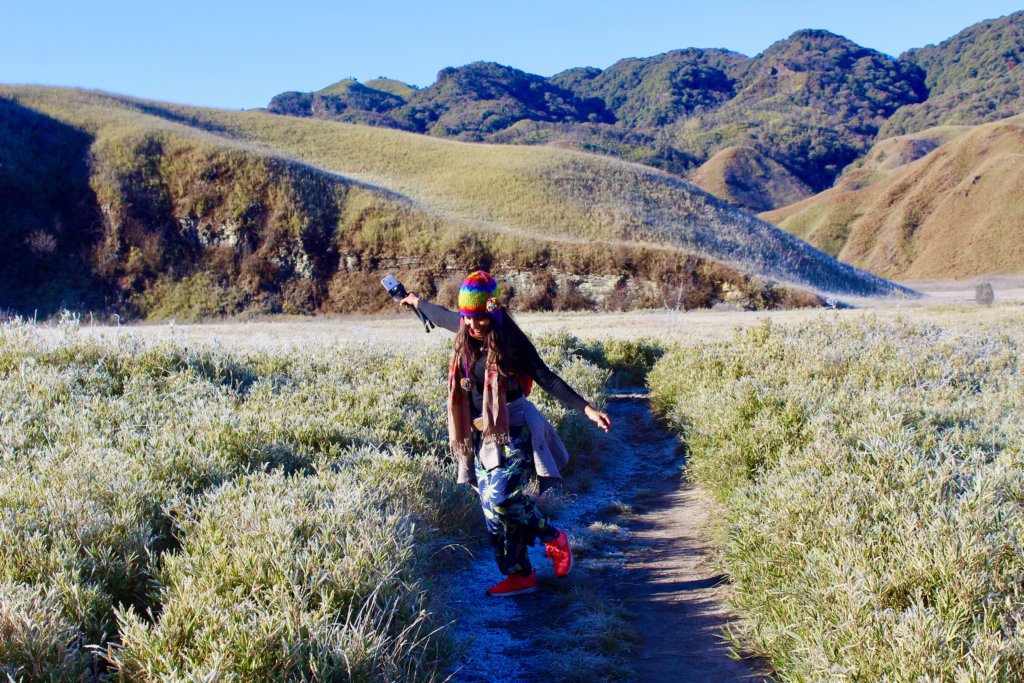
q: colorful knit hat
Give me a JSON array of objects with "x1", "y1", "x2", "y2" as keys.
[{"x1": 458, "y1": 271, "x2": 500, "y2": 317}]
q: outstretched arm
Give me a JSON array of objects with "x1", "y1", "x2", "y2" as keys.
[
  {"x1": 515, "y1": 330, "x2": 612, "y2": 433},
  {"x1": 400, "y1": 293, "x2": 461, "y2": 333}
]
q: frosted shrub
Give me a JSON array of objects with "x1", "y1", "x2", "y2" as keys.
[
  {"x1": 0, "y1": 582, "x2": 91, "y2": 680},
  {"x1": 649, "y1": 314, "x2": 1024, "y2": 680},
  {"x1": 598, "y1": 337, "x2": 665, "y2": 387},
  {"x1": 533, "y1": 330, "x2": 610, "y2": 461},
  {"x1": 0, "y1": 320, "x2": 608, "y2": 679},
  {"x1": 111, "y1": 458, "x2": 450, "y2": 680}
]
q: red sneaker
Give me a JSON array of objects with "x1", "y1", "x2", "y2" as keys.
[
  {"x1": 543, "y1": 529, "x2": 573, "y2": 577},
  {"x1": 486, "y1": 569, "x2": 538, "y2": 597}
]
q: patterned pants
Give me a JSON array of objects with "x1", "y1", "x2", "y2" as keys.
[{"x1": 475, "y1": 427, "x2": 559, "y2": 576}]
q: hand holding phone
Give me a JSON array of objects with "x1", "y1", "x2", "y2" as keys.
[{"x1": 381, "y1": 274, "x2": 433, "y2": 333}]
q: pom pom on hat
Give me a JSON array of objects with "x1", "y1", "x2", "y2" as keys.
[{"x1": 458, "y1": 271, "x2": 499, "y2": 317}]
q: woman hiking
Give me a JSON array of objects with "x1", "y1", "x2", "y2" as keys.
[{"x1": 402, "y1": 271, "x2": 611, "y2": 597}]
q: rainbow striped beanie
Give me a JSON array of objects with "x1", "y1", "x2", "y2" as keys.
[{"x1": 458, "y1": 271, "x2": 499, "y2": 317}]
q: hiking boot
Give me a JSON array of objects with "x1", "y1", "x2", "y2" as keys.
[
  {"x1": 543, "y1": 529, "x2": 573, "y2": 577},
  {"x1": 486, "y1": 569, "x2": 537, "y2": 597}
]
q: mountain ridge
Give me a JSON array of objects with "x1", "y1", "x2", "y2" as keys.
[{"x1": 265, "y1": 11, "x2": 1022, "y2": 215}]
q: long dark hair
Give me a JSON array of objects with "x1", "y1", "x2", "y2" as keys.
[{"x1": 452, "y1": 310, "x2": 526, "y2": 377}]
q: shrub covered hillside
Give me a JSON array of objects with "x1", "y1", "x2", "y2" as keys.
[
  {"x1": 269, "y1": 63, "x2": 613, "y2": 138},
  {"x1": 672, "y1": 30, "x2": 927, "y2": 193},
  {"x1": 649, "y1": 315, "x2": 1024, "y2": 680},
  {"x1": 880, "y1": 10, "x2": 1024, "y2": 137},
  {"x1": 270, "y1": 34, "x2": 928, "y2": 202},
  {"x1": 267, "y1": 11, "x2": 1024, "y2": 215},
  {"x1": 0, "y1": 318, "x2": 608, "y2": 680}
]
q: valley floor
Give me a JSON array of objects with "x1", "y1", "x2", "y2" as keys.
[{"x1": 48, "y1": 276, "x2": 1024, "y2": 352}]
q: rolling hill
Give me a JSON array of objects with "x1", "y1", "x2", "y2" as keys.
[
  {"x1": 689, "y1": 146, "x2": 813, "y2": 213},
  {"x1": 669, "y1": 30, "x2": 926, "y2": 192},
  {"x1": 268, "y1": 31, "x2": 928, "y2": 205},
  {"x1": 761, "y1": 115, "x2": 1024, "y2": 280},
  {"x1": 0, "y1": 86, "x2": 905, "y2": 320}
]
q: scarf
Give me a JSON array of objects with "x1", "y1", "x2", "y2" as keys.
[{"x1": 448, "y1": 344, "x2": 510, "y2": 484}]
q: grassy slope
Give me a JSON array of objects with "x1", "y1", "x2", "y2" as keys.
[
  {"x1": 364, "y1": 78, "x2": 419, "y2": 100},
  {"x1": 761, "y1": 115, "x2": 1024, "y2": 279},
  {"x1": 688, "y1": 145, "x2": 813, "y2": 212},
  {"x1": 1, "y1": 87, "x2": 786, "y2": 319},
  {"x1": 843, "y1": 126, "x2": 973, "y2": 174},
  {"x1": 2, "y1": 86, "x2": 900, "y2": 297}
]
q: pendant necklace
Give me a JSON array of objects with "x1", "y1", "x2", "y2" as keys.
[{"x1": 460, "y1": 353, "x2": 472, "y2": 392}]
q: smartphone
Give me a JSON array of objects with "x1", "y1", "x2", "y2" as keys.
[
  {"x1": 381, "y1": 274, "x2": 407, "y2": 301},
  {"x1": 381, "y1": 274, "x2": 432, "y2": 332}
]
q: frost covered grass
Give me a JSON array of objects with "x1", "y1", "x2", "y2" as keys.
[
  {"x1": 0, "y1": 316, "x2": 608, "y2": 680},
  {"x1": 649, "y1": 313, "x2": 1024, "y2": 680}
]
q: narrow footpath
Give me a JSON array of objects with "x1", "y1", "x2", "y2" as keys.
[{"x1": 446, "y1": 393, "x2": 766, "y2": 682}]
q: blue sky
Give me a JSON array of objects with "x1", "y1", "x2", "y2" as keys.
[{"x1": 2, "y1": 0, "x2": 1021, "y2": 110}]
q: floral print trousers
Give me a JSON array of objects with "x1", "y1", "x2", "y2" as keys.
[{"x1": 475, "y1": 426, "x2": 559, "y2": 576}]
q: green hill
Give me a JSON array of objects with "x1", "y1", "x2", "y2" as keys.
[
  {"x1": 672, "y1": 30, "x2": 927, "y2": 192},
  {"x1": 268, "y1": 33, "x2": 926, "y2": 205},
  {"x1": 393, "y1": 61, "x2": 613, "y2": 138},
  {"x1": 364, "y1": 77, "x2": 419, "y2": 100},
  {"x1": 0, "y1": 86, "x2": 905, "y2": 319},
  {"x1": 269, "y1": 63, "x2": 612, "y2": 140},
  {"x1": 555, "y1": 33, "x2": 926, "y2": 193},
  {"x1": 880, "y1": 10, "x2": 1024, "y2": 136},
  {"x1": 550, "y1": 48, "x2": 749, "y2": 129},
  {"x1": 267, "y1": 78, "x2": 414, "y2": 129},
  {"x1": 264, "y1": 13, "x2": 1023, "y2": 216}
]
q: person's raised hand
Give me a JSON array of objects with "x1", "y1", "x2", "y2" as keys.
[{"x1": 399, "y1": 292, "x2": 420, "y2": 309}]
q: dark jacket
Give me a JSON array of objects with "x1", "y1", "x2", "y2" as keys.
[{"x1": 418, "y1": 299, "x2": 588, "y2": 416}]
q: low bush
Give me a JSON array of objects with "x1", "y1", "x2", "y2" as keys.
[
  {"x1": 0, "y1": 318, "x2": 609, "y2": 680},
  {"x1": 111, "y1": 457, "x2": 456, "y2": 680},
  {"x1": 649, "y1": 314, "x2": 1024, "y2": 680},
  {"x1": 599, "y1": 338, "x2": 666, "y2": 388}
]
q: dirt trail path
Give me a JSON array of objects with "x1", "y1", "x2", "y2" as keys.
[
  {"x1": 446, "y1": 393, "x2": 765, "y2": 682},
  {"x1": 619, "y1": 460, "x2": 764, "y2": 677},
  {"x1": 607, "y1": 395, "x2": 765, "y2": 682}
]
